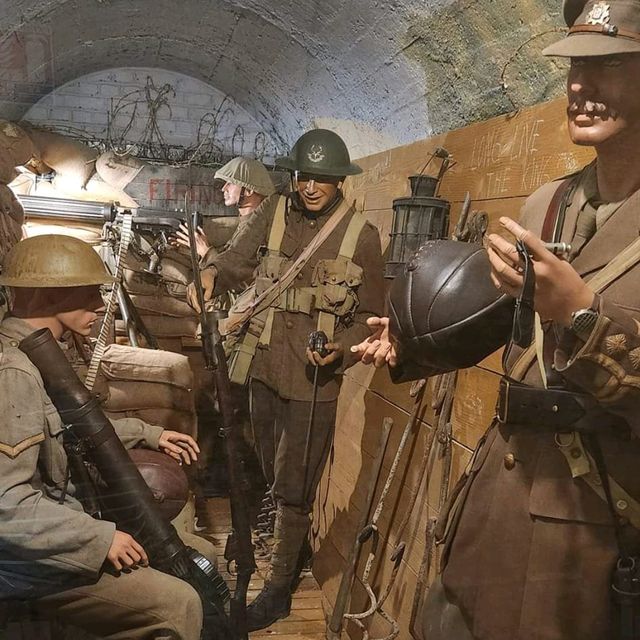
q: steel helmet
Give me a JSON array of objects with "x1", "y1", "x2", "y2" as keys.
[
  {"x1": 214, "y1": 157, "x2": 276, "y2": 197},
  {"x1": 276, "y1": 129, "x2": 362, "y2": 177},
  {"x1": 0, "y1": 234, "x2": 116, "y2": 287},
  {"x1": 388, "y1": 240, "x2": 514, "y2": 375}
]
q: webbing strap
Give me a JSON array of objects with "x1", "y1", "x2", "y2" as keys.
[
  {"x1": 267, "y1": 196, "x2": 287, "y2": 252},
  {"x1": 338, "y1": 211, "x2": 366, "y2": 258},
  {"x1": 316, "y1": 210, "x2": 367, "y2": 341},
  {"x1": 317, "y1": 312, "x2": 336, "y2": 341}
]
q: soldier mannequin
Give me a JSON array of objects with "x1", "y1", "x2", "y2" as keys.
[
  {"x1": 188, "y1": 129, "x2": 385, "y2": 630},
  {"x1": 354, "y1": 1, "x2": 640, "y2": 638},
  {"x1": 174, "y1": 156, "x2": 277, "y2": 259},
  {"x1": 0, "y1": 234, "x2": 205, "y2": 639}
]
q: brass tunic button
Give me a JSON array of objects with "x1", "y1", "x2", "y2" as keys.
[
  {"x1": 286, "y1": 320, "x2": 294, "y2": 330},
  {"x1": 297, "y1": 273, "x2": 304, "y2": 280},
  {"x1": 503, "y1": 453, "x2": 516, "y2": 470},
  {"x1": 309, "y1": 220, "x2": 317, "y2": 229}
]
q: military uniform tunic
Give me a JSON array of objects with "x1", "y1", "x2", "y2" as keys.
[
  {"x1": 205, "y1": 193, "x2": 384, "y2": 510},
  {"x1": 0, "y1": 316, "x2": 204, "y2": 640},
  {"x1": 437, "y1": 163, "x2": 640, "y2": 640}
]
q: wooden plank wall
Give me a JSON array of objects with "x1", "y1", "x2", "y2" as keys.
[{"x1": 311, "y1": 96, "x2": 595, "y2": 639}]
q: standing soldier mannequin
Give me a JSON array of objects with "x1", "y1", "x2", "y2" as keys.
[
  {"x1": 353, "y1": 1, "x2": 640, "y2": 638},
  {"x1": 174, "y1": 156, "x2": 278, "y2": 261},
  {"x1": 189, "y1": 129, "x2": 385, "y2": 630},
  {"x1": 0, "y1": 234, "x2": 205, "y2": 639}
]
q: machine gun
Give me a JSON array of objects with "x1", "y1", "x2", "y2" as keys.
[
  {"x1": 186, "y1": 202, "x2": 256, "y2": 640},
  {"x1": 19, "y1": 327, "x2": 233, "y2": 640}
]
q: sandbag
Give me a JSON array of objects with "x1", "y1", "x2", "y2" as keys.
[
  {"x1": 100, "y1": 342, "x2": 194, "y2": 389},
  {"x1": 0, "y1": 186, "x2": 24, "y2": 265},
  {"x1": 116, "y1": 316, "x2": 198, "y2": 338},
  {"x1": 96, "y1": 151, "x2": 144, "y2": 191},
  {"x1": 0, "y1": 121, "x2": 36, "y2": 184},
  {"x1": 23, "y1": 125, "x2": 98, "y2": 188},
  {"x1": 122, "y1": 267, "x2": 167, "y2": 296},
  {"x1": 130, "y1": 293, "x2": 195, "y2": 318}
]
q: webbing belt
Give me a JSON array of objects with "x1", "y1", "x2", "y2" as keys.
[{"x1": 228, "y1": 201, "x2": 367, "y2": 385}]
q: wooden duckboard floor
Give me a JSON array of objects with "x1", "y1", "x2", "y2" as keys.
[{"x1": 202, "y1": 497, "x2": 326, "y2": 640}]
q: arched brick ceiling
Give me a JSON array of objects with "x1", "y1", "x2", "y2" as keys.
[{"x1": 0, "y1": 0, "x2": 567, "y2": 153}]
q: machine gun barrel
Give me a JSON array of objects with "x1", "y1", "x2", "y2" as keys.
[{"x1": 19, "y1": 327, "x2": 232, "y2": 639}]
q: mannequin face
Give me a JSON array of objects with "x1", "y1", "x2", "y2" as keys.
[
  {"x1": 295, "y1": 173, "x2": 342, "y2": 212},
  {"x1": 54, "y1": 286, "x2": 105, "y2": 336},
  {"x1": 567, "y1": 53, "x2": 640, "y2": 148},
  {"x1": 221, "y1": 182, "x2": 244, "y2": 206}
]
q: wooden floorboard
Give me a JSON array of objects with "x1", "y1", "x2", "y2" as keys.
[{"x1": 201, "y1": 497, "x2": 327, "y2": 639}]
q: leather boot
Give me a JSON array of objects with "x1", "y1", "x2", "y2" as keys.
[{"x1": 246, "y1": 504, "x2": 310, "y2": 631}]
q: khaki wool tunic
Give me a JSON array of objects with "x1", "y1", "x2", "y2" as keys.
[
  {"x1": 439, "y1": 164, "x2": 640, "y2": 640},
  {"x1": 0, "y1": 316, "x2": 165, "y2": 599},
  {"x1": 204, "y1": 193, "x2": 385, "y2": 402}
]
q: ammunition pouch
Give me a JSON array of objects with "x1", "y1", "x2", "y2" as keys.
[{"x1": 312, "y1": 256, "x2": 362, "y2": 320}]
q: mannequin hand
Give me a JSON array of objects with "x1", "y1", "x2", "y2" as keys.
[
  {"x1": 486, "y1": 217, "x2": 594, "y2": 326},
  {"x1": 350, "y1": 317, "x2": 397, "y2": 367}
]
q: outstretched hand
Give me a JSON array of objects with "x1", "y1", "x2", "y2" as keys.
[
  {"x1": 350, "y1": 316, "x2": 397, "y2": 368},
  {"x1": 486, "y1": 217, "x2": 594, "y2": 326},
  {"x1": 158, "y1": 430, "x2": 200, "y2": 466}
]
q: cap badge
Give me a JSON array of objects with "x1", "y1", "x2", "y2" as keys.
[
  {"x1": 586, "y1": 2, "x2": 611, "y2": 26},
  {"x1": 308, "y1": 144, "x2": 325, "y2": 163}
]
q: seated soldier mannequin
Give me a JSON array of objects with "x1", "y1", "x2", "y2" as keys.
[{"x1": 0, "y1": 234, "x2": 207, "y2": 640}]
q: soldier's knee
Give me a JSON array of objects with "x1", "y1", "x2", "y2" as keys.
[{"x1": 164, "y1": 580, "x2": 203, "y2": 640}]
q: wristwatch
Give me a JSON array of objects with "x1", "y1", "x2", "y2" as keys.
[{"x1": 570, "y1": 306, "x2": 599, "y2": 341}]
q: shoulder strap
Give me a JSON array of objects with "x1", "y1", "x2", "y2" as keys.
[
  {"x1": 338, "y1": 211, "x2": 367, "y2": 259},
  {"x1": 541, "y1": 176, "x2": 577, "y2": 242},
  {"x1": 224, "y1": 199, "x2": 355, "y2": 336},
  {"x1": 267, "y1": 196, "x2": 287, "y2": 252}
]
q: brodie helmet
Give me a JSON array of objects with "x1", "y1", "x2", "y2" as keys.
[
  {"x1": 214, "y1": 157, "x2": 276, "y2": 197},
  {"x1": 276, "y1": 129, "x2": 362, "y2": 177},
  {"x1": 0, "y1": 234, "x2": 115, "y2": 288}
]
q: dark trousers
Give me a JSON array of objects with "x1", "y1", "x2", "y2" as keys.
[{"x1": 249, "y1": 378, "x2": 336, "y2": 513}]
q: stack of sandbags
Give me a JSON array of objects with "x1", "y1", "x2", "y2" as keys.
[
  {"x1": 97, "y1": 343, "x2": 197, "y2": 438},
  {"x1": 119, "y1": 243, "x2": 199, "y2": 346},
  {"x1": 0, "y1": 121, "x2": 34, "y2": 265}
]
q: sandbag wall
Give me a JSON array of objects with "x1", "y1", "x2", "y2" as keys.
[
  {"x1": 313, "y1": 97, "x2": 595, "y2": 639},
  {"x1": 0, "y1": 122, "x2": 34, "y2": 265}
]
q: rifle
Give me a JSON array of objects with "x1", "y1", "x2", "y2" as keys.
[
  {"x1": 186, "y1": 201, "x2": 256, "y2": 640},
  {"x1": 19, "y1": 328, "x2": 232, "y2": 639}
]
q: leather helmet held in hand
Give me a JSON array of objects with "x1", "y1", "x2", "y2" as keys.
[
  {"x1": 128, "y1": 449, "x2": 189, "y2": 522},
  {"x1": 388, "y1": 240, "x2": 514, "y2": 375}
]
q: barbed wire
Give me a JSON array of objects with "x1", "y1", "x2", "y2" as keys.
[{"x1": 29, "y1": 74, "x2": 282, "y2": 167}]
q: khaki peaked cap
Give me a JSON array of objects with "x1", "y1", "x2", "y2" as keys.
[
  {"x1": 0, "y1": 234, "x2": 115, "y2": 287},
  {"x1": 544, "y1": 0, "x2": 640, "y2": 56},
  {"x1": 214, "y1": 157, "x2": 276, "y2": 197}
]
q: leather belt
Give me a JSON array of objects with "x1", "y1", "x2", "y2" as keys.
[{"x1": 497, "y1": 378, "x2": 608, "y2": 433}]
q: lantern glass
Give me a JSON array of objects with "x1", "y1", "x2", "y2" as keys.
[{"x1": 385, "y1": 196, "x2": 450, "y2": 278}]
